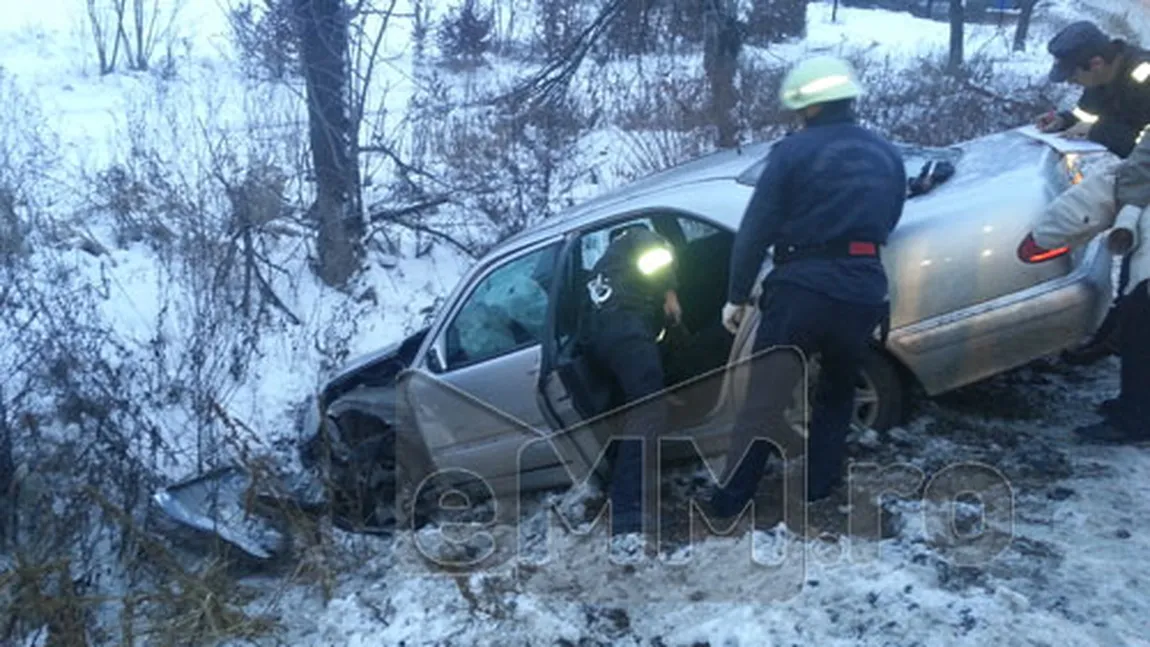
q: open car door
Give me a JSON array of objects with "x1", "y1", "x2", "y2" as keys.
[{"x1": 535, "y1": 230, "x2": 618, "y2": 487}]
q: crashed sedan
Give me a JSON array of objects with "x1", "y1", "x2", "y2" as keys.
[{"x1": 155, "y1": 127, "x2": 1116, "y2": 555}]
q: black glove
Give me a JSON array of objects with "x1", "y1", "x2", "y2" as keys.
[{"x1": 907, "y1": 160, "x2": 956, "y2": 197}]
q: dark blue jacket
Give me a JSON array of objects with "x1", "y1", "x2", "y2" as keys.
[{"x1": 727, "y1": 102, "x2": 906, "y2": 306}]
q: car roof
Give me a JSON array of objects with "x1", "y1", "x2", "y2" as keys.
[
  {"x1": 488, "y1": 139, "x2": 778, "y2": 253},
  {"x1": 483, "y1": 128, "x2": 1053, "y2": 258}
]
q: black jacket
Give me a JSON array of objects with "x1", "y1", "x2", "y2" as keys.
[
  {"x1": 589, "y1": 226, "x2": 678, "y2": 330},
  {"x1": 1060, "y1": 41, "x2": 1150, "y2": 159},
  {"x1": 727, "y1": 102, "x2": 906, "y2": 306}
]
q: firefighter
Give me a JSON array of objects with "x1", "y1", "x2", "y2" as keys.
[
  {"x1": 582, "y1": 224, "x2": 682, "y2": 536},
  {"x1": 1034, "y1": 20, "x2": 1150, "y2": 440},
  {"x1": 709, "y1": 56, "x2": 906, "y2": 516}
]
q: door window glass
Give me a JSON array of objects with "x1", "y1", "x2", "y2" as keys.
[
  {"x1": 579, "y1": 217, "x2": 656, "y2": 270},
  {"x1": 678, "y1": 216, "x2": 723, "y2": 243},
  {"x1": 444, "y1": 243, "x2": 559, "y2": 368}
]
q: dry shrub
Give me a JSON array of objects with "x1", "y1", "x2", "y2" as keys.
[
  {"x1": 529, "y1": 0, "x2": 591, "y2": 60},
  {"x1": 437, "y1": 0, "x2": 496, "y2": 69},
  {"x1": 0, "y1": 71, "x2": 58, "y2": 266},
  {"x1": 1092, "y1": 8, "x2": 1142, "y2": 44},
  {"x1": 732, "y1": 55, "x2": 791, "y2": 141},
  {"x1": 0, "y1": 71, "x2": 325, "y2": 645},
  {"x1": 0, "y1": 187, "x2": 28, "y2": 261},
  {"x1": 745, "y1": 0, "x2": 809, "y2": 46},
  {"x1": 598, "y1": 0, "x2": 714, "y2": 56},
  {"x1": 91, "y1": 154, "x2": 180, "y2": 249},
  {"x1": 227, "y1": 0, "x2": 301, "y2": 81},
  {"x1": 599, "y1": 60, "x2": 712, "y2": 133},
  {"x1": 0, "y1": 251, "x2": 284, "y2": 645},
  {"x1": 617, "y1": 128, "x2": 716, "y2": 178},
  {"x1": 403, "y1": 71, "x2": 599, "y2": 248},
  {"x1": 849, "y1": 50, "x2": 1062, "y2": 146}
]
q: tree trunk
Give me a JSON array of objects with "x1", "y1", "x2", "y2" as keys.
[
  {"x1": 703, "y1": 0, "x2": 742, "y2": 149},
  {"x1": 1013, "y1": 0, "x2": 1037, "y2": 52},
  {"x1": 947, "y1": 0, "x2": 964, "y2": 74},
  {"x1": 294, "y1": 0, "x2": 364, "y2": 288}
]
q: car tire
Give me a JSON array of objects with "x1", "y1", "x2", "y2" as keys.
[
  {"x1": 855, "y1": 345, "x2": 905, "y2": 432},
  {"x1": 790, "y1": 346, "x2": 906, "y2": 436}
]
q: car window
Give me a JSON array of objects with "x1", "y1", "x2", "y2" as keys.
[
  {"x1": 444, "y1": 243, "x2": 559, "y2": 369},
  {"x1": 580, "y1": 217, "x2": 656, "y2": 270},
  {"x1": 678, "y1": 216, "x2": 723, "y2": 243}
]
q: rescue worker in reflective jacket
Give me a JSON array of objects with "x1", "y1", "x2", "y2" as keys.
[
  {"x1": 1035, "y1": 21, "x2": 1150, "y2": 367},
  {"x1": 1036, "y1": 21, "x2": 1150, "y2": 157},
  {"x1": 709, "y1": 56, "x2": 906, "y2": 516},
  {"x1": 1033, "y1": 20, "x2": 1150, "y2": 440},
  {"x1": 583, "y1": 224, "x2": 681, "y2": 536}
]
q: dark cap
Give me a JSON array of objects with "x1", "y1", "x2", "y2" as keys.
[{"x1": 1047, "y1": 21, "x2": 1111, "y2": 82}]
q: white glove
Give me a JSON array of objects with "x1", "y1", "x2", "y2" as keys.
[{"x1": 722, "y1": 302, "x2": 748, "y2": 335}]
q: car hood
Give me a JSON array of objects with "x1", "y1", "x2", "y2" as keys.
[{"x1": 320, "y1": 327, "x2": 430, "y2": 405}]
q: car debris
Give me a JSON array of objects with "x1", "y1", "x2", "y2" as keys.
[{"x1": 151, "y1": 464, "x2": 325, "y2": 561}]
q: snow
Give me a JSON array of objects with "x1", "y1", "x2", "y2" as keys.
[
  {"x1": 3, "y1": 0, "x2": 1150, "y2": 645},
  {"x1": 223, "y1": 358, "x2": 1150, "y2": 646}
]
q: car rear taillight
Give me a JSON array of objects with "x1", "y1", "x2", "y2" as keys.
[
  {"x1": 1017, "y1": 233, "x2": 1070, "y2": 263},
  {"x1": 1062, "y1": 153, "x2": 1085, "y2": 185}
]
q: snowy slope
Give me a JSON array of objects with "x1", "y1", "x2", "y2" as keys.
[
  {"x1": 3, "y1": 0, "x2": 1150, "y2": 645},
  {"x1": 229, "y1": 360, "x2": 1150, "y2": 647}
]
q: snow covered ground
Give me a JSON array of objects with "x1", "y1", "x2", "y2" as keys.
[
  {"x1": 221, "y1": 357, "x2": 1150, "y2": 646},
  {"x1": 4, "y1": 0, "x2": 1150, "y2": 645}
]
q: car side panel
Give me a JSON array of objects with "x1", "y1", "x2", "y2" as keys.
[
  {"x1": 884, "y1": 153, "x2": 1072, "y2": 328},
  {"x1": 886, "y1": 235, "x2": 1113, "y2": 395}
]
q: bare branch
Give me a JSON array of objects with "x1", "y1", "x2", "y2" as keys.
[
  {"x1": 492, "y1": 0, "x2": 631, "y2": 111},
  {"x1": 352, "y1": 0, "x2": 399, "y2": 133},
  {"x1": 367, "y1": 198, "x2": 477, "y2": 257}
]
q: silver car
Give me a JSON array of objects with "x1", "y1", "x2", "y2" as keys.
[{"x1": 215, "y1": 129, "x2": 1116, "y2": 537}]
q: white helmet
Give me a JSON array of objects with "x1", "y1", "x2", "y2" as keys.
[{"x1": 779, "y1": 55, "x2": 865, "y2": 111}]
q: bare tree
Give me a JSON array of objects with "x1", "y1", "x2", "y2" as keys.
[
  {"x1": 1013, "y1": 0, "x2": 1038, "y2": 52},
  {"x1": 86, "y1": 0, "x2": 125, "y2": 75},
  {"x1": 85, "y1": 0, "x2": 180, "y2": 74},
  {"x1": 497, "y1": 0, "x2": 629, "y2": 111},
  {"x1": 703, "y1": 0, "x2": 742, "y2": 148},
  {"x1": 948, "y1": 0, "x2": 964, "y2": 73},
  {"x1": 292, "y1": 0, "x2": 365, "y2": 288}
]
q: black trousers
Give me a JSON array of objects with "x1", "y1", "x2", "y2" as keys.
[
  {"x1": 1111, "y1": 279, "x2": 1150, "y2": 434},
  {"x1": 712, "y1": 282, "x2": 887, "y2": 513},
  {"x1": 584, "y1": 307, "x2": 667, "y2": 536}
]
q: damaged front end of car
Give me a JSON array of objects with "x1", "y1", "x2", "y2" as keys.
[{"x1": 151, "y1": 327, "x2": 431, "y2": 563}]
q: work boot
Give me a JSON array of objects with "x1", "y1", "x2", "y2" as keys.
[
  {"x1": 706, "y1": 489, "x2": 748, "y2": 522},
  {"x1": 806, "y1": 475, "x2": 845, "y2": 503},
  {"x1": 1062, "y1": 335, "x2": 1120, "y2": 365},
  {"x1": 1063, "y1": 309, "x2": 1121, "y2": 366}
]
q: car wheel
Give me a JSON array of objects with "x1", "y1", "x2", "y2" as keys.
[
  {"x1": 785, "y1": 346, "x2": 905, "y2": 436},
  {"x1": 853, "y1": 346, "x2": 904, "y2": 432}
]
